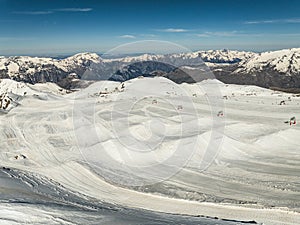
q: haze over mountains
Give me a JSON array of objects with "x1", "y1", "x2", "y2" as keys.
[{"x1": 0, "y1": 48, "x2": 300, "y2": 92}]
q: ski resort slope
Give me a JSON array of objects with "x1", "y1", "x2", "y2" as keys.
[{"x1": 0, "y1": 77, "x2": 300, "y2": 225}]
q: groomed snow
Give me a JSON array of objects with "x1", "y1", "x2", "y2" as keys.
[{"x1": 0, "y1": 77, "x2": 299, "y2": 224}]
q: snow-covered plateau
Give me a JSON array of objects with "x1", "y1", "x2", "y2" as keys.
[{"x1": 0, "y1": 76, "x2": 299, "y2": 224}]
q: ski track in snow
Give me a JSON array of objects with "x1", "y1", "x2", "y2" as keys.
[{"x1": 0, "y1": 77, "x2": 300, "y2": 224}]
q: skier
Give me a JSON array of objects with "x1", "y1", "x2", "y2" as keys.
[
  {"x1": 290, "y1": 117, "x2": 296, "y2": 126},
  {"x1": 217, "y1": 110, "x2": 224, "y2": 117}
]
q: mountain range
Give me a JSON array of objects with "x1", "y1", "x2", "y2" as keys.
[{"x1": 1, "y1": 48, "x2": 300, "y2": 92}]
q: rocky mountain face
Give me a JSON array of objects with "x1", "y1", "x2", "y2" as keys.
[
  {"x1": 1, "y1": 48, "x2": 300, "y2": 92},
  {"x1": 108, "y1": 48, "x2": 300, "y2": 91},
  {"x1": 0, "y1": 53, "x2": 101, "y2": 85},
  {"x1": 214, "y1": 48, "x2": 300, "y2": 92}
]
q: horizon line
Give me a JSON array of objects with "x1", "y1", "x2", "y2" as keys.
[{"x1": 1, "y1": 46, "x2": 300, "y2": 58}]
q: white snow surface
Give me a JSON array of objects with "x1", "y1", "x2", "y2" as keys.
[{"x1": 0, "y1": 77, "x2": 299, "y2": 224}]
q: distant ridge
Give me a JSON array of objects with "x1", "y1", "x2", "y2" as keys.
[{"x1": 1, "y1": 48, "x2": 300, "y2": 92}]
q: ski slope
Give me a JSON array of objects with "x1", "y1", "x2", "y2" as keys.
[{"x1": 0, "y1": 77, "x2": 299, "y2": 224}]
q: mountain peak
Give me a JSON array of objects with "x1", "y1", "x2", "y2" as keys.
[
  {"x1": 236, "y1": 47, "x2": 300, "y2": 75},
  {"x1": 63, "y1": 52, "x2": 101, "y2": 64}
]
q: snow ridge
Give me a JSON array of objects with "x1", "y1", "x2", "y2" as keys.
[{"x1": 235, "y1": 48, "x2": 300, "y2": 75}]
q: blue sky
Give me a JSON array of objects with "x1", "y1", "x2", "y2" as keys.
[{"x1": 1, "y1": 0, "x2": 300, "y2": 55}]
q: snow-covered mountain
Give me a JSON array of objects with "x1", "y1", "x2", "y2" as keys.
[
  {"x1": 0, "y1": 53, "x2": 101, "y2": 84},
  {"x1": 197, "y1": 49, "x2": 256, "y2": 63},
  {"x1": 1, "y1": 48, "x2": 300, "y2": 92},
  {"x1": 107, "y1": 49, "x2": 300, "y2": 90},
  {"x1": 98, "y1": 50, "x2": 256, "y2": 82},
  {"x1": 0, "y1": 79, "x2": 68, "y2": 113},
  {"x1": 214, "y1": 48, "x2": 300, "y2": 91},
  {"x1": 0, "y1": 50, "x2": 255, "y2": 88},
  {"x1": 104, "y1": 49, "x2": 255, "y2": 64},
  {"x1": 235, "y1": 48, "x2": 300, "y2": 75}
]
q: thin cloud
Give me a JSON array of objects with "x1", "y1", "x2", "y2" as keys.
[
  {"x1": 55, "y1": 8, "x2": 93, "y2": 12},
  {"x1": 13, "y1": 11, "x2": 53, "y2": 15},
  {"x1": 196, "y1": 31, "x2": 300, "y2": 38},
  {"x1": 245, "y1": 18, "x2": 300, "y2": 24},
  {"x1": 196, "y1": 31, "x2": 239, "y2": 37},
  {"x1": 159, "y1": 28, "x2": 189, "y2": 33},
  {"x1": 119, "y1": 35, "x2": 136, "y2": 39},
  {"x1": 245, "y1": 20, "x2": 275, "y2": 24},
  {"x1": 195, "y1": 31, "x2": 270, "y2": 38},
  {"x1": 12, "y1": 8, "x2": 92, "y2": 15}
]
